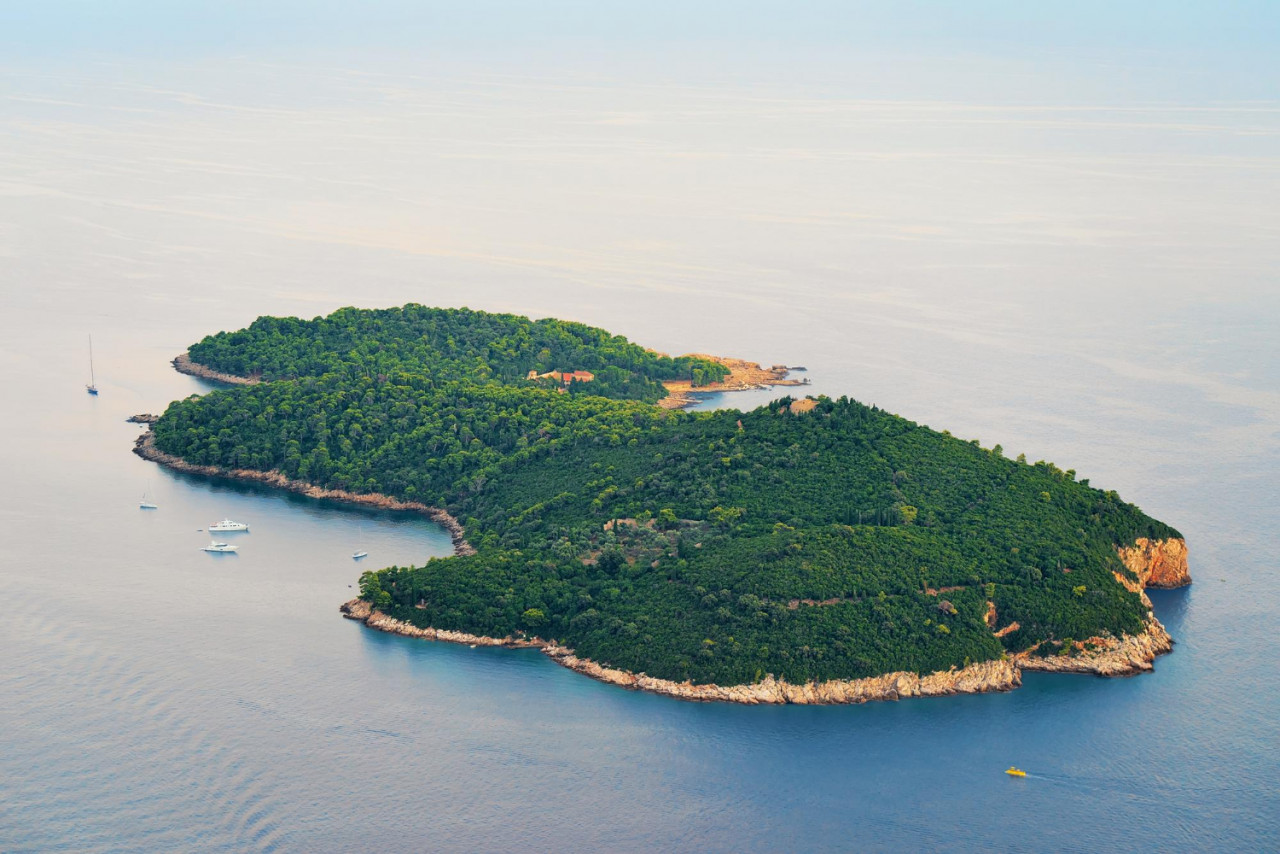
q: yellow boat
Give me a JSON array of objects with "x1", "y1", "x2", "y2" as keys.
[{"x1": 1005, "y1": 767, "x2": 1026, "y2": 777}]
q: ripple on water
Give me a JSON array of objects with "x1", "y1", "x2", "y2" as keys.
[{"x1": 0, "y1": 600, "x2": 294, "y2": 853}]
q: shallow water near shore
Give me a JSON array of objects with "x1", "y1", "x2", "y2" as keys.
[{"x1": 3, "y1": 5, "x2": 1279, "y2": 851}]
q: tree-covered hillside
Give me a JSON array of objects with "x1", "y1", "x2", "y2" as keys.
[
  {"x1": 153, "y1": 305, "x2": 1179, "y2": 685},
  {"x1": 185, "y1": 304, "x2": 728, "y2": 403}
]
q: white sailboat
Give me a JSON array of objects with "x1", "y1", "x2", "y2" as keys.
[
  {"x1": 139, "y1": 493, "x2": 157, "y2": 510},
  {"x1": 352, "y1": 522, "x2": 368, "y2": 559},
  {"x1": 86, "y1": 334, "x2": 99, "y2": 395}
]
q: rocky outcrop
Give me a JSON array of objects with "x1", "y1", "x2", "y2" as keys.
[
  {"x1": 172, "y1": 353, "x2": 261, "y2": 386},
  {"x1": 134, "y1": 430, "x2": 474, "y2": 556},
  {"x1": 341, "y1": 597, "x2": 1022, "y2": 705},
  {"x1": 657, "y1": 355, "x2": 805, "y2": 410},
  {"x1": 1017, "y1": 617, "x2": 1173, "y2": 677},
  {"x1": 1011, "y1": 538, "x2": 1187, "y2": 678},
  {"x1": 126, "y1": 413, "x2": 159, "y2": 424},
  {"x1": 1117, "y1": 537, "x2": 1191, "y2": 589}
]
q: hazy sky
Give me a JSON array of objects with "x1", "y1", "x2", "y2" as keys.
[{"x1": 4, "y1": 2, "x2": 1279, "y2": 105}]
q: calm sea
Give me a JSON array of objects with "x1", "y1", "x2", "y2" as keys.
[{"x1": 1, "y1": 5, "x2": 1278, "y2": 850}]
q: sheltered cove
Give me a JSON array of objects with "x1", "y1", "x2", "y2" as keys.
[
  {"x1": 137, "y1": 352, "x2": 1189, "y2": 706},
  {"x1": 133, "y1": 429, "x2": 474, "y2": 556}
]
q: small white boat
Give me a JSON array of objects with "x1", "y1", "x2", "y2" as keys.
[
  {"x1": 209, "y1": 519, "x2": 249, "y2": 532},
  {"x1": 140, "y1": 490, "x2": 157, "y2": 510},
  {"x1": 201, "y1": 541, "x2": 238, "y2": 553}
]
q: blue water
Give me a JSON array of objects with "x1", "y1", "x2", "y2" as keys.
[{"x1": 2, "y1": 4, "x2": 1279, "y2": 851}]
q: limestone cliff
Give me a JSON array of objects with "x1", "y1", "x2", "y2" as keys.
[{"x1": 1117, "y1": 537, "x2": 1191, "y2": 590}]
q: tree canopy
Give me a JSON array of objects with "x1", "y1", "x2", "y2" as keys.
[{"x1": 186, "y1": 304, "x2": 728, "y2": 403}]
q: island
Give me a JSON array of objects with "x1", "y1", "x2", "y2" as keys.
[{"x1": 136, "y1": 304, "x2": 1190, "y2": 704}]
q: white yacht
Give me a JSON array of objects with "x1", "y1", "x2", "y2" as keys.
[
  {"x1": 352, "y1": 550, "x2": 369, "y2": 560},
  {"x1": 209, "y1": 519, "x2": 249, "y2": 532},
  {"x1": 201, "y1": 541, "x2": 238, "y2": 553}
]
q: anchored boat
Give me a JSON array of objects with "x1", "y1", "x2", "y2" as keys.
[
  {"x1": 86, "y1": 334, "x2": 99, "y2": 395},
  {"x1": 201, "y1": 541, "x2": 238, "y2": 553},
  {"x1": 209, "y1": 519, "x2": 249, "y2": 532}
]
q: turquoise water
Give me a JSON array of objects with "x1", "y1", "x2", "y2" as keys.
[{"x1": 2, "y1": 4, "x2": 1278, "y2": 850}]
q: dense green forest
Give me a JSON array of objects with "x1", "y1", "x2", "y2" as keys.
[
  {"x1": 186, "y1": 304, "x2": 729, "y2": 403},
  {"x1": 154, "y1": 305, "x2": 1180, "y2": 685}
]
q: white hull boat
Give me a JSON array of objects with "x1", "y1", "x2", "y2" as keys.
[
  {"x1": 209, "y1": 519, "x2": 249, "y2": 532},
  {"x1": 202, "y1": 541, "x2": 238, "y2": 553}
]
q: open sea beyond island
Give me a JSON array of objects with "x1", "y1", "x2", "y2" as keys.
[{"x1": 2, "y1": 4, "x2": 1278, "y2": 851}]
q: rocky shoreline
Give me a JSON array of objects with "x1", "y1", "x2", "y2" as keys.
[
  {"x1": 172, "y1": 352, "x2": 261, "y2": 386},
  {"x1": 1017, "y1": 616, "x2": 1173, "y2": 677},
  {"x1": 342, "y1": 597, "x2": 1178, "y2": 704},
  {"x1": 132, "y1": 430, "x2": 475, "y2": 556},
  {"x1": 339, "y1": 598, "x2": 1022, "y2": 704}
]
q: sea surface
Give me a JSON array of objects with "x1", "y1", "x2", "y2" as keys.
[{"x1": 1, "y1": 4, "x2": 1278, "y2": 851}]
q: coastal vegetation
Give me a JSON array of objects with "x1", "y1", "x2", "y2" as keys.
[
  {"x1": 152, "y1": 305, "x2": 1179, "y2": 686},
  {"x1": 185, "y1": 305, "x2": 729, "y2": 404}
]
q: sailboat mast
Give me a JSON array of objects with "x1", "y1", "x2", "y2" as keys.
[{"x1": 86, "y1": 334, "x2": 99, "y2": 394}]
